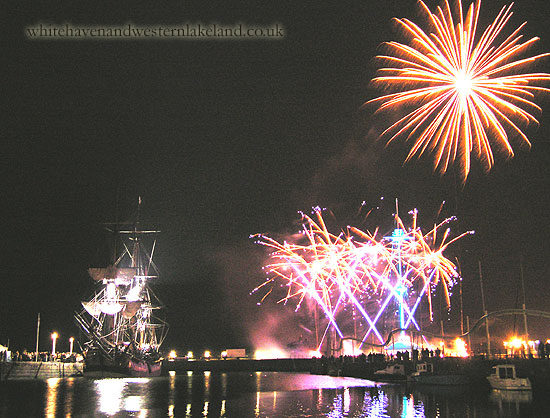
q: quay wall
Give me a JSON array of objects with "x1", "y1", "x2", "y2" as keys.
[
  {"x1": 163, "y1": 358, "x2": 314, "y2": 374},
  {"x1": 0, "y1": 361, "x2": 83, "y2": 380}
]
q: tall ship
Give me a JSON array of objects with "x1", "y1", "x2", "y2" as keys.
[{"x1": 74, "y1": 201, "x2": 168, "y2": 377}]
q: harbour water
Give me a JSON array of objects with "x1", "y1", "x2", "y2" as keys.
[{"x1": 0, "y1": 371, "x2": 545, "y2": 417}]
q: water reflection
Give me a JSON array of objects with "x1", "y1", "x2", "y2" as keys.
[
  {"x1": 95, "y1": 379, "x2": 125, "y2": 415},
  {"x1": 343, "y1": 387, "x2": 350, "y2": 414},
  {"x1": 63, "y1": 378, "x2": 75, "y2": 418},
  {"x1": 168, "y1": 370, "x2": 176, "y2": 417},
  {"x1": 45, "y1": 378, "x2": 60, "y2": 417},
  {"x1": 94, "y1": 378, "x2": 149, "y2": 416},
  {"x1": 256, "y1": 372, "x2": 261, "y2": 416},
  {"x1": 323, "y1": 388, "x2": 426, "y2": 418},
  {"x1": 490, "y1": 389, "x2": 533, "y2": 416},
  {"x1": 362, "y1": 389, "x2": 388, "y2": 417},
  {"x1": 0, "y1": 371, "x2": 542, "y2": 418}
]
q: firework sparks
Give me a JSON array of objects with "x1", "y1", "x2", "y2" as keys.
[
  {"x1": 369, "y1": 0, "x2": 550, "y2": 180},
  {"x1": 252, "y1": 207, "x2": 473, "y2": 351}
]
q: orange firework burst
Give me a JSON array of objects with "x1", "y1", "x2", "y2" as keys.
[{"x1": 369, "y1": 0, "x2": 550, "y2": 180}]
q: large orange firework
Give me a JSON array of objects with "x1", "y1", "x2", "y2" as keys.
[{"x1": 369, "y1": 0, "x2": 550, "y2": 180}]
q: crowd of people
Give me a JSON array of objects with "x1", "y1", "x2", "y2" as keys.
[
  {"x1": 315, "y1": 347, "x2": 445, "y2": 366},
  {"x1": 537, "y1": 341, "x2": 550, "y2": 359},
  {"x1": 0, "y1": 350, "x2": 82, "y2": 363}
]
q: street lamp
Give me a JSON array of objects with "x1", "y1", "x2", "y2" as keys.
[
  {"x1": 69, "y1": 337, "x2": 74, "y2": 355},
  {"x1": 51, "y1": 332, "x2": 58, "y2": 356}
]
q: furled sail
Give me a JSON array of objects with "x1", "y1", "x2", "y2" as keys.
[
  {"x1": 126, "y1": 285, "x2": 142, "y2": 302},
  {"x1": 88, "y1": 266, "x2": 137, "y2": 284},
  {"x1": 82, "y1": 301, "x2": 102, "y2": 317},
  {"x1": 122, "y1": 301, "x2": 141, "y2": 318},
  {"x1": 81, "y1": 301, "x2": 124, "y2": 316},
  {"x1": 99, "y1": 302, "x2": 124, "y2": 315}
]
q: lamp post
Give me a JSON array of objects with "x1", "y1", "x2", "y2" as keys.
[
  {"x1": 51, "y1": 332, "x2": 58, "y2": 358},
  {"x1": 35, "y1": 313, "x2": 40, "y2": 362},
  {"x1": 69, "y1": 337, "x2": 74, "y2": 356}
]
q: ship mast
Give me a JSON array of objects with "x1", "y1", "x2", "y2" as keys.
[{"x1": 75, "y1": 195, "x2": 168, "y2": 364}]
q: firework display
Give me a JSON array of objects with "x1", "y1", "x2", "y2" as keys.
[
  {"x1": 253, "y1": 207, "x2": 472, "y2": 351},
  {"x1": 369, "y1": 0, "x2": 550, "y2": 180}
]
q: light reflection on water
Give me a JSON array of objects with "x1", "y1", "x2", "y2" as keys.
[
  {"x1": 45, "y1": 378, "x2": 60, "y2": 417},
  {"x1": 0, "y1": 371, "x2": 543, "y2": 417}
]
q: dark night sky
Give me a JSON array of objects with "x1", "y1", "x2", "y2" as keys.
[{"x1": 3, "y1": 0, "x2": 550, "y2": 355}]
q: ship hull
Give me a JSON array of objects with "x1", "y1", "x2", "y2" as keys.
[
  {"x1": 84, "y1": 355, "x2": 162, "y2": 378},
  {"x1": 487, "y1": 376, "x2": 532, "y2": 391}
]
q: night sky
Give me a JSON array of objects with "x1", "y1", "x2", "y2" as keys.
[{"x1": 3, "y1": 0, "x2": 550, "y2": 355}]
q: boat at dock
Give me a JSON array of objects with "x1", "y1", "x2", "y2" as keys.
[
  {"x1": 410, "y1": 362, "x2": 468, "y2": 385},
  {"x1": 487, "y1": 364, "x2": 532, "y2": 391},
  {"x1": 373, "y1": 363, "x2": 407, "y2": 382},
  {"x1": 74, "y1": 200, "x2": 168, "y2": 377}
]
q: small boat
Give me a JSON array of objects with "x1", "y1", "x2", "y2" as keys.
[
  {"x1": 410, "y1": 362, "x2": 468, "y2": 385},
  {"x1": 373, "y1": 363, "x2": 407, "y2": 382},
  {"x1": 487, "y1": 364, "x2": 531, "y2": 391}
]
